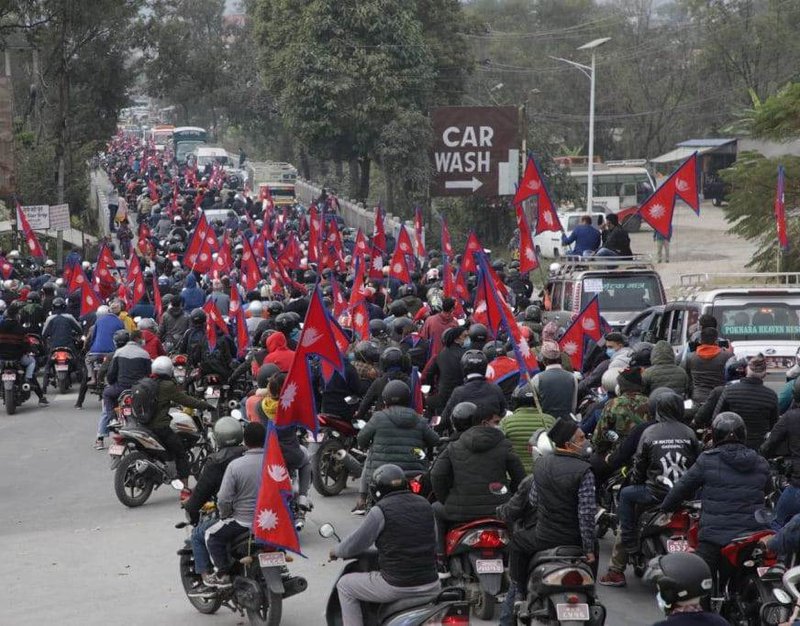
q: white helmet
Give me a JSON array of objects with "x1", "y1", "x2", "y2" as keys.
[
  {"x1": 426, "y1": 268, "x2": 439, "y2": 282},
  {"x1": 249, "y1": 300, "x2": 263, "y2": 316},
  {"x1": 602, "y1": 367, "x2": 623, "y2": 394},
  {"x1": 530, "y1": 428, "x2": 554, "y2": 463},
  {"x1": 44, "y1": 259, "x2": 55, "y2": 268},
  {"x1": 137, "y1": 317, "x2": 157, "y2": 331},
  {"x1": 96, "y1": 305, "x2": 110, "y2": 317},
  {"x1": 0, "y1": 299, "x2": 6, "y2": 313},
  {"x1": 82, "y1": 261, "x2": 91, "y2": 270},
  {"x1": 7, "y1": 250, "x2": 19, "y2": 260},
  {"x1": 55, "y1": 278, "x2": 64, "y2": 287},
  {"x1": 152, "y1": 356, "x2": 174, "y2": 377}
]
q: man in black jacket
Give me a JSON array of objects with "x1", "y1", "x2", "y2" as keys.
[
  {"x1": 596, "y1": 214, "x2": 632, "y2": 258},
  {"x1": 441, "y1": 349, "x2": 507, "y2": 431},
  {"x1": 423, "y1": 325, "x2": 466, "y2": 418},
  {"x1": 185, "y1": 417, "x2": 244, "y2": 594},
  {"x1": 712, "y1": 353, "x2": 778, "y2": 449}
]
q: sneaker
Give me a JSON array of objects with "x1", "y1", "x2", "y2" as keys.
[
  {"x1": 39, "y1": 397, "x2": 49, "y2": 406},
  {"x1": 202, "y1": 572, "x2": 232, "y2": 588},
  {"x1": 93, "y1": 438, "x2": 105, "y2": 450},
  {"x1": 351, "y1": 503, "x2": 367, "y2": 516},
  {"x1": 180, "y1": 488, "x2": 192, "y2": 503},
  {"x1": 598, "y1": 570, "x2": 626, "y2": 587},
  {"x1": 186, "y1": 583, "x2": 217, "y2": 598},
  {"x1": 74, "y1": 402, "x2": 83, "y2": 409},
  {"x1": 297, "y1": 495, "x2": 312, "y2": 511}
]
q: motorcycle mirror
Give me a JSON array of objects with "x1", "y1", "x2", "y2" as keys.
[
  {"x1": 429, "y1": 414, "x2": 441, "y2": 427},
  {"x1": 782, "y1": 566, "x2": 800, "y2": 601},
  {"x1": 754, "y1": 508, "x2": 776, "y2": 525},
  {"x1": 489, "y1": 482, "x2": 508, "y2": 496},
  {"x1": 319, "y1": 523, "x2": 338, "y2": 540},
  {"x1": 230, "y1": 408, "x2": 244, "y2": 421},
  {"x1": 411, "y1": 448, "x2": 426, "y2": 461},
  {"x1": 421, "y1": 385, "x2": 431, "y2": 395},
  {"x1": 170, "y1": 479, "x2": 184, "y2": 491}
]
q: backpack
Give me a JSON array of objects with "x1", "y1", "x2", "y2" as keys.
[{"x1": 131, "y1": 377, "x2": 161, "y2": 425}]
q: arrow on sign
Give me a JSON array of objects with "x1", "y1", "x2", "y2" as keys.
[{"x1": 445, "y1": 177, "x2": 483, "y2": 192}]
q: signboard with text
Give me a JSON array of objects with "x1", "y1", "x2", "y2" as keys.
[
  {"x1": 49, "y1": 204, "x2": 71, "y2": 230},
  {"x1": 430, "y1": 106, "x2": 520, "y2": 197},
  {"x1": 18, "y1": 205, "x2": 49, "y2": 230}
]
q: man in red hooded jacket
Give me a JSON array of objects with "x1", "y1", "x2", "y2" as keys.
[
  {"x1": 264, "y1": 331, "x2": 295, "y2": 372},
  {"x1": 138, "y1": 318, "x2": 166, "y2": 359}
]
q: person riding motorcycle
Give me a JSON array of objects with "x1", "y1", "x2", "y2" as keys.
[
  {"x1": 354, "y1": 346, "x2": 411, "y2": 422},
  {"x1": 19, "y1": 291, "x2": 46, "y2": 334},
  {"x1": 599, "y1": 389, "x2": 701, "y2": 587},
  {"x1": 466, "y1": 323, "x2": 489, "y2": 352},
  {"x1": 391, "y1": 317, "x2": 430, "y2": 371},
  {"x1": 692, "y1": 356, "x2": 746, "y2": 429},
  {"x1": 485, "y1": 340, "x2": 521, "y2": 401},
  {"x1": 660, "y1": 412, "x2": 770, "y2": 579},
  {"x1": 422, "y1": 325, "x2": 467, "y2": 418},
  {"x1": 96, "y1": 330, "x2": 151, "y2": 450},
  {"x1": 75, "y1": 305, "x2": 123, "y2": 409},
  {"x1": 183, "y1": 416, "x2": 245, "y2": 596},
  {"x1": 175, "y1": 308, "x2": 210, "y2": 368},
  {"x1": 137, "y1": 317, "x2": 165, "y2": 359},
  {"x1": 643, "y1": 340, "x2": 689, "y2": 397},
  {"x1": 441, "y1": 349, "x2": 507, "y2": 433},
  {"x1": 329, "y1": 464, "x2": 441, "y2": 626},
  {"x1": 41, "y1": 297, "x2": 82, "y2": 391},
  {"x1": 0, "y1": 301, "x2": 48, "y2": 405},
  {"x1": 158, "y1": 295, "x2": 190, "y2": 349},
  {"x1": 499, "y1": 383, "x2": 556, "y2": 474}
]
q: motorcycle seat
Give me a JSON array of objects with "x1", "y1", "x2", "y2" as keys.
[
  {"x1": 230, "y1": 531, "x2": 254, "y2": 555},
  {"x1": 530, "y1": 545, "x2": 584, "y2": 569},
  {"x1": 376, "y1": 592, "x2": 439, "y2": 621}
]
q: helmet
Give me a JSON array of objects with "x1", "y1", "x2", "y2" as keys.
[
  {"x1": 113, "y1": 329, "x2": 130, "y2": 347},
  {"x1": 137, "y1": 317, "x2": 157, "y2": 331},
  {"x1": 425, "y1": 268, "x2": 439, "y2": 283},
  {"x1": 52, "y1": 297, "x2": 66, "y2": 312},
  {"x1": 44, "y1": 259, "x2": 55, "y2": 268},
  {"x1": 190, "y1": 308, "x2": 207, "y2": 326},
  {"x1": 7, "y1": 250, "x2": 19, "y2": 260},
  {"x1": 380, "y1": 347, "x2": 404, "y2": 371},
  {"x1": 249, "y1": 300, "x2": 263, "y2": 316},
  {"x1": 461, "y1": 349, "x2": 488, "y2": 378},
  {"x1": 630, "y1": 342, "x2": 654, "y2": 368},
  {"x1": 397, "y1": 284, "x2": 416, "y2": 298},
  {"x1": 511, "y1": 384, "x2": 536, "y2": 409},
  {"x1": 369, "y1": 318, "x2": 388, "y2": 338},
  {"x1": 27, "y1": 292, "x2": 40, "y2": 303},
  {"x1": 369, "y1": 464, "x2": 408, "y2": 502},
  {"x1": 382, "y1": 380, "x2": 411, "y2": 406},
  {"x1": 274, "y1": 312, "x2": 296, "y2": 333},
  {"x1": 391, "y1": 317, "x2": 414, "y2": 338},
  {"x1": 389, "y1": 301, "x2": 408, "y2": 318},
  {"x1": 213, "y1": 416, "x2": 244, "y2": 448},
  {"x1": 524, "y1": 305, "x2": 542, "y2": 323},
  {"x1": 452, "y1": 401, "x2": 478, "y2": 433},
  {"x1": 254, "y1": 365, "x2": 279, "y2": 391},
  {"x1": 267, "y1": 301, "x2": 284, "y2": 316},
  {"x1": 648, "y1": 388, "x2": 685, "y2": 422},
  {"x1": 152, "y1": 355, "x2": 174, "y2": 377},
  {"x1": 42, "y1": 282, "x2": 55, "y2": 293},
  {"x1": 644, "y1": 552, "x2": 713, "y2": 610},
  {"x1": 482, "y1": 340, "x2": 505, "y2": 362},
  {"x1": 354, "y1": 341, "x2": 380, "y2": 364},
  {"x1": 602, "y1": 367, "x2": 623, "y2": 394},
  {"x1": 530, "y1": 428, "x2": 555, "y2": 463},
  {"x1": 303, "y1": 270, "x2": 317, "y2": 284},
  {"x1": 725, "y1": 356, "x2": 748, "y2": 382},
  {"x1": 711, "y1": 411, "x2": 747, "y2": 446},
  {"x1": 97, "y1": 305, "x2": 110, "y2": 317},
  {"x1": 468, "y1": 323, "x2": 488, "y2": 344}
]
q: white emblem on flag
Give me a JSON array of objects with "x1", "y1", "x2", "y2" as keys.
[
  {"x1": 524, "y1": 247, "x2": 536, "y2": 262},
  {"x1": 301, "y1": 327, "x2": 321, "y2": 347},
  {"x1": 268, "y1": 464, "x2": 289, "y2": 483},
  {"x1": 280, "y1": 381, "x2": 297, "y2": 409},
  {"x1": 648, "y1": 203, "x2": 666, "y2": 219},
  {"x1": 257, "y1": 508, "x2": 278, "y2": 531},
  {"x1": 543, "y1": 211, "x2": 554, "y2": 226},
  {"x1": 393, "y1": 263, "x2": 403, "y2": 274},
  {"x1": 582, "y1": 317, "x2": 596, "y2": 331},
  {"x1": 675, "y1": 179, "x2": 689, "y2": 192},
  {"x1": 527, "y1": 179, "x2": 540, "y2": 191},
  {"x1": 562, "y1": 340, "x2": 578, "y2": 356}
]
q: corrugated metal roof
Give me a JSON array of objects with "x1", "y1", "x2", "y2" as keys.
[
  {"x1": 650, "y1": 146, "x2": 716, "y2": 164},
  {"x1": 677, "y1": 138, "x2": 737, "y2": 148}
]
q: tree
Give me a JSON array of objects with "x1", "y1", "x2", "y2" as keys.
[
  {"x1": 751, "y1": 82, "x2": 800, "y2": 141},
  {"x1": 720, "y1": 152, "x2": 800, "y2": 272}
]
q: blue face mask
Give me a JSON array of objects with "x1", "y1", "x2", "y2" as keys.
[
  {"x1": 290, "y1": 328, "x2": 301, "y2": 343},
  {"x1": 463, "y1": 338, "x2": 472, "y2": 349},
  {"x1": 606, "y1": 347, "x2": 616, "y2": 358}
]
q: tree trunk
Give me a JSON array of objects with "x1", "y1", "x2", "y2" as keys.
[
  {"x1": 348, "y1": 158, "x2": 359, "y2": 199},
  {"x1": 299, "y1": 149, "x2": 311, "y2": 180},
  {"x1": 385, "y1": 165, "x2": 395, "y2": 214},
  {"x1": 358, "y1": 156, "x2": 371, "y2": 202}
]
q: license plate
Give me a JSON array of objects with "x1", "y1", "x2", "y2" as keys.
[
  {"x1": 2, "y1": 373, "x2": 15, "y2": 381},
  {"x1": 258, "y1": 552, "x2": 286, "y2": 568},
  {"x1": 667, "y1": 539, "x2": 690, "y2": 553},
  {"x1": 475, "y1": 558, "x2": 504, "y2": 574},
  {"x1": 205, "y1": 388, "x2": 221, "y2": 398},
  {"x1": 556, "y1": 603, "x2": 590, "y2": 621},
  {"x1": 122, "y1": 408, "x2": 132, "y2": 416},
  {"x1": 108, "y1": 444, "x2": 125, "y2": 456},
  {"x1": 55, "y1": 364, "x2": 69, "y2": 371}
]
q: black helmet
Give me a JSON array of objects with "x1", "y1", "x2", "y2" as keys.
[
  {"x1": 274, "y1": 313, "x2": 295, "y2": 333},
  {"x1": 42, "y1": 282, "x2": 56, "y2": 293},
  {"x1": 511, "y1": 384, "x2": 536, "y2": 409},
  {"x1": 392, "y1": 316, "x2": 414, "y2": 338},
  {"x1": 645, "y1": 552, "x2": 713, "y2": 610},
  {"x1": 711, "y1": 411, "x2": 746, "y2": 446},
  {"x1": 303, "y1": 269, "x2": 317, "y2": 284},
  {"x1": 630, "y1": 342, "x2": 654, "y2": 368},
  {"x1": 369, "y1": 318, "x2": 388, "y2": 338},
  {"x1": 380, "y1": 346, "x2": 404, "y2": 371},
  {"x1": 369, "y1": 463, "x2": 408, "y2": 502},
  {"x1": 267, "y1": 301, "x2": 284, "y2": 316},
  {"x1": 725, "y1": 356, "x2": 748, "y2": 382},
  {"x1": 190, "y1": 308, "x2": 207, "y2": 326},
  {"x1": 468, "y1": 323, "x2": 488, "y2": 344},
  {"x1": 524, "y1": 305, "x2": 542, "y2": 323},
  {"x1": 482, "y1": 340, "x2": 505, "y2": 362},
  {"x1": 113, "y1": 329, "x2": 130, "y2": 347},
  {"x1": 389, "y1": 301, "x2": 408, "y2": 318},
  {"x1": 27, "y1": 292, "x2": 40, "y2": 303},
  {"x1": 285, "y1": 311, "x2": 302, "y2": 327},
  {"x1": 257, "y1": 363, "x2": 281, "y2": 389},
  {"x1": 397, "y1": 284, "x2": 416, "y2": 298},
  {"x1": 381, "y1": 379, "x2": 411, "y2": 406},
  {"x1": 452, "y1": 401, "x2": 478, "y2": 433},
  {"x1": 52, "y1": 297, "x2": 66, "y2": 312},
  {"x1": 354, "y1": 341, "x2": 380, "y2": 364},
  {"x1": 461, "y1": 349, "x2": 488, "y2": 378}
]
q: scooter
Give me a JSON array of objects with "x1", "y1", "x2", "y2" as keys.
[{"x1": 319, "y1": 523, "x2": 471, "y2": 625}]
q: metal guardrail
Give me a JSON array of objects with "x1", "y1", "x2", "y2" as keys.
[
  {"x1": 550, "y1": 254, "x2": 656, "y2": 277},
  {"x1": 679, "y1": 272, "x2": 800, "y2": 287}
]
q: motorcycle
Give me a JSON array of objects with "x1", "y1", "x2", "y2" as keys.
[
  {"x1": 46, "y1": 346, "x2": 79, "y2": 394},
  {"x1": 1, "y1": 359, "x2": 32, "y2": 415},
  {"x1": 595, "y1": 468, "x2": 624, "y2": 540},
  {"x1": 770, "y1": 566, "x2": 800, "y2": 625},
  {"x1": 177, "y1": 509, "x2": 307, "y2": 626},
  {"x1": 518, "y1": 546, "x2": 606, "y2": 626},
  {"x1": 311, "y1": 398, "x2": 364, "y2": 497},
  {"x1": 319, "y1": 523, "x2": 471, "y2": 625},
  {"x1": 87, "y1": 353, "x2": 110, "y2": 403},
  {"x1": 442, "y1": 484, "x2": 510, "y2": 620},
  {"x1": 627, "y1": 499, "x2": 700, "y2": 578},
  {"x1": 172, "y1": 353, "x2": 188, "y2": 386},
  {"x1": 108, "y1": 407, "x2": 214, "y2": 507}
]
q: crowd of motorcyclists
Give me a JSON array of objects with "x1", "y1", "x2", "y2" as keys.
[{"x1": 6, "y1": 130, "x2": 800, "y2": 626}]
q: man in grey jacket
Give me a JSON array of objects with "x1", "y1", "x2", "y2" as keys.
[
  {"x1": 531, "y1": 341, "x2": 577, "y2": 420},
  {"x1": 204, "y1": 421, "x2": 265, "y2": 588}
]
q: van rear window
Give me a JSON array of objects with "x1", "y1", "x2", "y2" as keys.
[
  {"x1": 714, "y1": 303, "x2": 800, "y2": 341},
  {"x1": 581, "y1": 275, "x2": 663, "y2": 312}
]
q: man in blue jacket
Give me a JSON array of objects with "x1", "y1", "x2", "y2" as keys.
[{"x1": 561, "y1": 215, "x2": 601, "y2": 257}]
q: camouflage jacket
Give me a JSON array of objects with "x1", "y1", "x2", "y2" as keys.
[{"x1": 592, "y1": 392, "x2": 649, "y2": 455}]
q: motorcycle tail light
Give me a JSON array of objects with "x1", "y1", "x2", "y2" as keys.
[
  {"x1": 409, "y1": 478, "x2": 423, "y2": 494},
  {"x1": 666, "y1": 510, "x2": 689, "y2": 532},
  {"x1": 123, "y1": 395, "x2": 133, "y2": 406},
  {"x1": 542, "y1": 568, "x2": 593, "y2": 587},
  {"x1": 111, "y1": 434, "x2": 125, "y2": 444},
  {"x1": 463, "y1": 529, "x2": 508, "y2": 549},
  {"x1": 566, "y1": 594, "x2": 581, "y2": 604},
  {"x1": 425, "y1": 605, "x2": 469, "y2": 625},
  {"x1": 173, "y1": 354, "x2": 188, "y2": 366}
]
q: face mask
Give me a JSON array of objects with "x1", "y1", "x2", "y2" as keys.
[
  {"x1": 656, "y1": 591, "x2": 669, "y2": 614},
  {"x1": 290, "y1": 328, "x2": 301, "y2": 342},
  {"x1": 463, "y1": 338, "x2": 472, "y2": 349},
  {"x1": 606, "y1": 347, "x2": 616, "y2": 358},
  {"x1": 572, "y1": 440, "x2": 592, "y2": 458}
]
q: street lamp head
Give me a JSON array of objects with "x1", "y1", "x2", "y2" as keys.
[{"x1": 578, "y1": 37, "x2": 611, "y2": 51}]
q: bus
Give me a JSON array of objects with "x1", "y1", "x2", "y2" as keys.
[
  {"x1": 258, "y1": 182, "x2": 296, "y2": 207},
  {"x1": 149, "y1": 125, "x2": 175, "y2": 151},
  {"x1": 172, "y1": 126, "x2": 208, "y2": 163}
]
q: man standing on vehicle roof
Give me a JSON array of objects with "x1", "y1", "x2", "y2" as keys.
[{"x1": 596, "y1": 214, "x2": 632, "y2": 258}]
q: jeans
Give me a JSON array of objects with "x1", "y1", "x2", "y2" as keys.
[
  {"x1": 336, "y1": 571, "x2": 440, "y2": 626},
  {"x1": 294, "y1": 446, "x2": 311, "y2": 497},
  {"x1": 774, "y1": 485, "x2": 800, "y2": 529},
  {"x1": 20, "y1": 354, "x2": 36, "y2": 380},
  {"x1": 152, "y1": 426, "x2": 190, "y2": 480},
  {"x1": 205, "y1": 518, "x2": 249, "y2": 574},
  {"x1": 191, "y1": 518, "x2": 217, "y2": 575},
  {"x1": 595, "y1": 247, "x2": 618, "y2": 257},
  {"x1": 77, "y1": 353, "x2": 110, "y2": 407},
  {"x1": 498, "y1": 581, "x2": 517, "y2": 626},
  {"x1": 99, "y1": 383, "x2": 126, "y2": 437},
  {"x1": 617, "y1": 484, "x2": 658, "y2": 546}
]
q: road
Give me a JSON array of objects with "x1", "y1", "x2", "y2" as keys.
[{"x1": 0, "y1": 391, "x2": 663, "y2": 626}]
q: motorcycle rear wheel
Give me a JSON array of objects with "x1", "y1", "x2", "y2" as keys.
[
  {"x1": 312, "y1": 437, "x2": 348, "y2": 497},
  {"x1": 473, "y1": 588, "x2": 495, "y2": 621},
  {"x1": 114, "y1": 451, "x2": 155, "y2": 507},
  {"x1": 58, "y1": 375, "x2": 69, "y2": 394},
  {"x1": 179, "y1": 552, "x2": 222, "y2": 614},
  {"x1": 5, "y1": 387, "x2": 16, "y2": 415},
  {"x1": 245, "y1": 568, "x2": 282, "y2": 626}
]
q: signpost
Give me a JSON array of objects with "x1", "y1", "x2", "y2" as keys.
[
  {"x1": 18, "y1": 205, "x2": 49, "y2": 230},
  {"x1": 430, "y1": 106, "x2": 521, "y2": 198}
]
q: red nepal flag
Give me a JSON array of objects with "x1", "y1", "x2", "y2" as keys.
[
  {"x1": 295, "y1": 288, "x2": 344, "y2": 369},
  {"x1": 0, "y1": 256, "x2": 13, "y2": 280},
  {"x1": 252, "y1": 423, "x2": 303, "y2": 555},
  {"x1": 373, "y1": 207, "x2": 387, "y2": 252},
  {"x1": 354, "y1": 228, "x2": 368, "y2": 258},
  {"x1": 515, "y1": 204, "x2": 539, "y2": 273},
  {"x1": 279, "y1": 233, "x2": 302, "y2": 270},
  {"x1": 320, "y1": 317, "x2": 351, "y2": 382},
  {"x1": 396, "y1": 225, "x2": 414, "y2": 257},
  {"x1": 388, "y1": 244, "x2": 412, "y2": 284},
  {"x1": 183, "y1": 212, "x2": 210, "y2": 269},
  {"x1": 308, "y1": 205, "x2": 321, "y2": 263},
  {"x1": 137, "y1": 221, "x2": 154, "y2": 256},
  {"x1": 191, "y1": 237, "x2": 214, "y2": 274},
  {"x1": 212, "y1": 232, "x2": 233, "y2": 278},
  {"x1": 558, "y1": 294, "x2": 602, "y2": 371},
  {"x1": 127, "y1": 253, "x2": 147, "y2": 306},
  {"x1": 776, "y1": 165, "x2": 789, "y2": 251},
  {"x1": 95, "y1": 244, "x2": 118, "y2": 286},
  {"x1": 17, "y1": 203, "x2": 45, "y2": 258},
  {"x1": 148, "y1": 179, "x2": 159, "y2": 202},
  {"x1": 349, "y1": 257, "x2": 367, "y2": 309},
  {"x1": 229, "y1": 284, "x2": 250, "y2": 358},
  {"x1": 440, "y1": 216, "x2": 454, "y2": 258},
  {"x1": 331, "y1": 278, "x2": 347, "y2": 318},
  {"x1": 351, "y1": 299, "x2": 370, "y2": 341},
  {"x1": 639, "y1": 153, "x2": 700, "y2": 239},
  {"x1": 368, "y1": 244, "x2": 384, "y2": 280},
  {"x1": 152, "y1": 274, "x2": 163, "y2": 321},
  {"x1": 672, "y1": 152, "x2": 701, "y2": 215},
  {"x1": 69, "y1": 266, "x2": 88, "y2": 292},
  {"x1": 514, "y1": 156, "x2": 560, "y2": 235},
  {"x1": 202, "y1": 300, "x2": 228, "y2": 350},
  {"x1": 240, "y1": 235, "x2": 262, "y2": 291},
  {"x1": 80, "y1": 280, "x2": 101, "y2": 318},
  {"x1": 459, "y1": 232, "x2": 483, "y2": 274},
  {"x1": 414, "y1": 207, "x2": 426, "y2": 259},
  {"x1": 266, "y1": 253, "x2": 283, "y2": 294}
]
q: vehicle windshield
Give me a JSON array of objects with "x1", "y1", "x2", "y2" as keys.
[
  {"x1": 714, "y1": 302, "x2": 800, "y2": 341},
  {"x1": 580, "y1": 274, "x2": 663, "y2": 312},
  {"x1": 197, "y1": 155, "x2": 230, "y2": 167},
  {"x1": 268, "y1": 188, "x2": 295, "y2": 200}
]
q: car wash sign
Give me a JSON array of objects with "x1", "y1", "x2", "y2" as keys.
[{"x1": 430, "y1": 106, "x2": 520, "y2": 198}]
